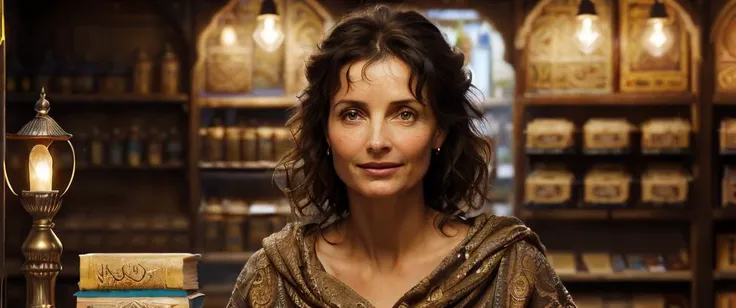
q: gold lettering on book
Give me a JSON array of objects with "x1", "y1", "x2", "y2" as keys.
[{"x1": 96, "y1": 263, "x2": 158, "y2": 285}]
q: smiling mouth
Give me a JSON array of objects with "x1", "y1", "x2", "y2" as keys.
[
  {"x1": 356, "y1": 162, "x2": 404, "y2": 177},
  {"x1": 356, "y1": 162, "x2": 403, "y2": 169}
]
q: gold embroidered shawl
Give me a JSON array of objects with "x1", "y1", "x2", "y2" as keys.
[{"x1": 226, "y1": 214, "x2": 576, "y2": 307}]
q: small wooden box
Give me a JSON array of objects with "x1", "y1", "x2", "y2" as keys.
[
  {"x1": 721, "y1": 118, "x2": 736, "y2": 153},
  {"x1": 717, "y1": 234, "x2": 736, "y2": 270},
  {"x1": 584, "y1": 165, "x2": 631, "y2": 205},
  {"x1": 524, "y1": 165, "x2": 574, "y2": 205},
  {"x1": 641, "y1": 118, "x2": 691, "y2": 152},
  {"x1": 723, "y1": 166, "x2": 736, "y2": 207},
  {"x1": 525, "y1": 118, "x2": 575, "y2": 151},
  {"x1": 641, "y1": 165, "x2": 689, "y2": 204},
  {"x1": 632, "y1": 295, "x2": 665, "y2": 308},
  {"x1": 583, "y1": 118, "x2": 634, "y2": 152}
]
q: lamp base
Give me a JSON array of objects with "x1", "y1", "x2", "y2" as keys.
[{"x1": 20, "y1": 190, "x2": 63, "y2": 308}]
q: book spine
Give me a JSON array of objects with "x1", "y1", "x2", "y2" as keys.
[{"x1": 79, "y1": 256, "x2": 186, "y2": 290}]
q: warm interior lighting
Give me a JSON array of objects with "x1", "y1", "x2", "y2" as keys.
[
  {"x1": 642, "y1": 18, "x2": 673, "y2": 57},
  {"x1": 29, "y1": 144, "x2": 53, "y2": 192},
  {"x1": 253, "y1": 14, "x2": 284, "y2": 52},
  {"x1": 642, "y1": 0, "x2": 673, "y2": 57},
  {"x1": 574, "y1": 0, "x2": 602, "y2": 55},
  {"x1": 575, "y1": 15, "x2": 602, "y2": 54},
  {"x1": 220, "y1": 25, "x2": 238, "y2": 46}
]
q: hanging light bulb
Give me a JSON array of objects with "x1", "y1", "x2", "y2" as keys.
[
  {"x1": 574, "y1": 0, "x2": 602, "y2": 55},
  {"x1": 221, "y1": 26, "x2": 237, "y2": 46},
  {"x1": 641, "y1": 0, "x2": 674, "y2": 57},
  {"x1": 253, "y1": 0, "x2": 284, "y2": 52},
  {"x1": 220, "y1": 14, "x2": 238, "y2": 46}
]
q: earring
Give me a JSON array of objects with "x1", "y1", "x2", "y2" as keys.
[
  {"x1": 435, "y1": 147, "x2": 441, "y2": 155},
  {"x1": 327, "y1": 148, "x2": 331, "y2": 155}
]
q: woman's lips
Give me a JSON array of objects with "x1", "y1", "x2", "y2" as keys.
[{"x1": 356, "y1": 162, "x2": 403, "y2": 177}]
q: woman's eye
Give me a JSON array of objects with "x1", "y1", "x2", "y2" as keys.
[
  {"x1": 344, "y1": 110, "x2": 360, "y2": 121},
  {"x1": 399, "y1": 110, "x2": 415, "y2": 121}
]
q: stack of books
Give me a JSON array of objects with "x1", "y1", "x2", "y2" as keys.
[
  {"x1": 547, "y1": 250, "x2": 689, "y2": 275},
  {"x1": 74, "y1": 253, "x2": 205, "y2": 307}
]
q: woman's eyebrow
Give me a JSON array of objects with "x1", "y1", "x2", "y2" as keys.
[{"x1": 333, "y1": 98, "x2": 422, "y2": 111}]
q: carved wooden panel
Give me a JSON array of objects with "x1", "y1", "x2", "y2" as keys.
[
  {"x1": 619, "y1": 0, "x2": 689, "y2": 92},
  {"x1": 524, "y1": 0, "x2": 614, "y2": 95},
  {"x1": 202, "y1": 2, "x2": 258, "y2": 94},
  {"x1": 284, "y1": 1, "x2": 325, "y2": 95},
  {"x1": 195, "y1": 0, "x2": 331, "y2": 96},
  {"x1": 715, "y1": 1, "x2": 736, "y2": 92}
]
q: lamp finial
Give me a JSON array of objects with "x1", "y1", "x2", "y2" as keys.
[{"x1": 34, "y1": 87, "x2": 51, "y2": 115}]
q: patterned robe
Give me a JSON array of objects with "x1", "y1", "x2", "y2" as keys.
[{"x1": 226, "y1": 214, "x2": 576, "y2": 307}]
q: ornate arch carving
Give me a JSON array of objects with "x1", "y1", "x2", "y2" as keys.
[
  {"x1": 711, "y1": 0, "x2": 736, "y2": 93},
  {"x1": 515, "y1": 0, "x2": 700, "y2": 95}
]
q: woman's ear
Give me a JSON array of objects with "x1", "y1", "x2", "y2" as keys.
[{"x1": 433, "y1": 128, "x2": 446, "y2": 149}]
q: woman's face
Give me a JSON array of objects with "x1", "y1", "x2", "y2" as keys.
[{"x1": 327, "y1": 57, "x2": 445, "y2": 199}]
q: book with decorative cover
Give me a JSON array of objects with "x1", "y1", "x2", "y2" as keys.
[
  {"x1": 75, "y1": 290, "x2": 204, "y2": 308},
  {"x1": 79, "y1": 253, "x2": 201, "y2": 290}
]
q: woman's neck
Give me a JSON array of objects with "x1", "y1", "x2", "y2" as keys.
[{"x1": 342, "y1": 186, "x2": 436, "y2": 272}]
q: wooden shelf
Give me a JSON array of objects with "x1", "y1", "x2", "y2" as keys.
[
  {"x1": 77, "y1": 163, "x2": 185, "y2": 170},
  {"x1": 520, "y1": 209, "x2": 608, "y2": 220},
  {"x1": 479, "y1": 97, "x2": 513, "y2": 108},
  {"x1": 714, "y1": 270, "x2": 736, "y2": 280},
  {"x1": 202, "y1": 251, "x2": 254, "y2": 264},
  {"x1": 520, "y1": 208, "x2": 692, "y2": 221},
  {"x1": 198, "y1": 94, "x2": 297, "y2": 108},
  {"x1": 558, "y1": 271, "x2": 691, "y2": 282},
  {"x1": 7, "y1": 92, "x2": 189, "y2": 104},
  {"x1": 713, "y1": 207, "x2": 736, "y2": 220},
  {"x1": 520, "y1": 92, "x2": 696, "y2": 106},
  {"x1": 199, "y1": 161, "x2": 278, "y2": 170},
  {"x1": 714, "y1": 93, "x2": 736, "y2": 105}
]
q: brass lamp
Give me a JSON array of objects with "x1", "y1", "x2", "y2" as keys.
[{"x1": 4, "y1": 88, "x2": 76, "y2": 308}]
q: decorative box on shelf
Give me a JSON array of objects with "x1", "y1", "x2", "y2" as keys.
[
  {"x1": 583, "y1": 164, "x2": 631, "y2": 206},
  {"x1": 720, "y1": 118, "x2": 736, "y2": 154},
  {"x1": 583, "y1": 118, "x2": 634, "y2": 154},
  {"x1": 641, "y1": 165, "x2": 690, "y2": 206},
  {"x1": 524, "y1": 164, "x2": 574, "y2": 207},
  {"x1": 723, "y1": 166, "x2": 736, "y2": 207},
  {"x1": 525, "y1": 118, "x2": 575, "y2": 153},
  {"x1": 641, "y1": 118, "x2": 691, "y2": 154},
  {"x1": 716, "y1": 234, "x2": 736, "y2": 271}
]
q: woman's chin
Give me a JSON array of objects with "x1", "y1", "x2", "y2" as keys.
[{"x1": 355, "y1": 182, "x2": 404, "y2": 198}]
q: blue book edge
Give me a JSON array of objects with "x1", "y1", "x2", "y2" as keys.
[{"x1": 74, "y1": 290, "x2": 191, "y2": 298}]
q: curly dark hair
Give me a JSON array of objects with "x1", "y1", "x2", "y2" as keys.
[{"x1": 277, "y1": 4, "x2": 493, "y2": 230}]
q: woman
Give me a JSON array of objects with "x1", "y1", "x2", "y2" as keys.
[{"x1": 227, "y1": 5, "x2": 575, "y2": 308}]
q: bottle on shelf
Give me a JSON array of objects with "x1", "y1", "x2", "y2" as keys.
[
  {"x1": 241, "y1": 123, "x2": 258, "y2": 163},
  {"x1": 57, "y1": 55, "x2": 75, "y2": 94},
  {"x1": 225, "y1": 124, "x2": 242, "y2": 165},
  {"x1": 109, "y1": 128, "x2": 125, "y2": 166},
  {"x1": 256, "y1": 125, "x2": 275, "y2": 163},
  {"x1": 90, "y1": 127, "x2": 105, "y2": 166},
  {"x1": 101, "y1": 54, "x2": 128, "y2": 94},
  {"x1": 76, "y1": 132, "x2": 90, "y2": 168},
  {"x1": 206, "y1": 118, "x2": 225, "y2": 164},
  {"x1": 148, "y1": 127, "x2": 164, "y2": 167},
  {"x1": 74, "y1": 52, "x2": 96, "y2": 94},
  {"x1": 127, "y1": 124, "x2": 143, "y2": 167},
  {"x1": 203, "y1": 197, "x2": 224, "y2": 252},
  {"x1": 166, "y1": 127, "x2": 183, "y2": 165},
  {"x1": 160, "y1": 44, "x2": 180, "y2": 96},
  {"x1": 133, "y1": 50, "x2": 153, "y2": 95}
]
